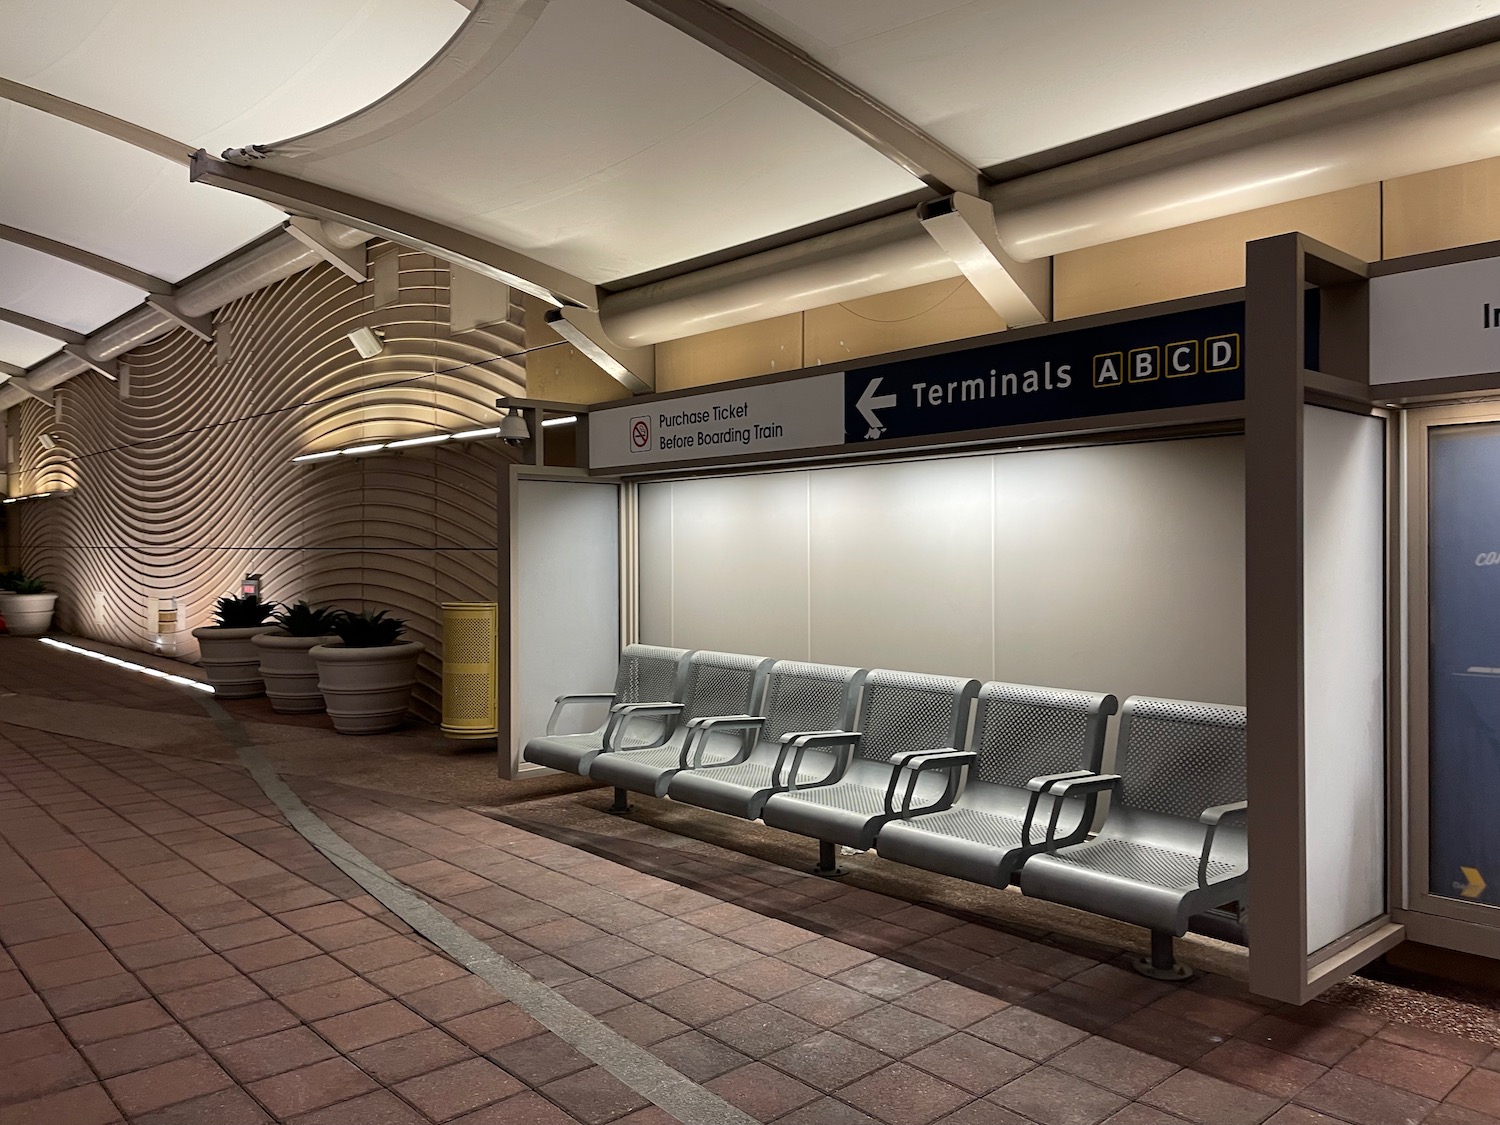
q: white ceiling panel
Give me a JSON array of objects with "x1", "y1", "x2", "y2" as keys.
[
  {"x1": 0, "y1": 242, "x2": 144, "y2": 333},
  {"x1": 0, "y1": 321, "x2": 64, "y2": 368},
  {"x1": 0, "y1": 105, "x2": 282, "y2": 283},
  {"x1": 253, "y1": 0, "x2": 923, "y2": 283},
  {"x1": 724, "y1": 0, "x2": 1500, "y2": 167},
  {"x1": 0, "y1": 0, "x2": 466, "y2": 152}
]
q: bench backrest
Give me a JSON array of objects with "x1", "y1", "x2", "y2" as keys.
[
  {"x1": 760, "y1": 661, "x2": 866, "y2": 743},
  {"x1": 1114, "y1": 696, "x2": 1246, "y2": 820},
  {"x1": 969, "y1": 682, "x2": 1116, "y2": 788},
  {"x1": 855, "y1": 670, "x2": 979, "y2": 763},
  {"x1": 615, "y1": 645, "x2": 691, "y2": 706},
  {"x1": 680, "y1": 651, "x2": 775, "y2": 722}
]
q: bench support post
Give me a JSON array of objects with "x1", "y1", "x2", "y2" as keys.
[
  {"x1": 608, "y1": 787, "x2": 632, "y2": 814},
  {"x1": 1135, "y1": 930, "x2": 1193, "y2": 981},
  {"x1": 813, "y1": 840, "x2": 847, "y2": 878}
]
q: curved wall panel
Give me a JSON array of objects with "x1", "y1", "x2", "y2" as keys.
[{"x1": 3, "y1": 243, "x2": 524, "y2": 722}]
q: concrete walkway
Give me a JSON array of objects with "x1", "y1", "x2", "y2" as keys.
[{"x1": 1, "y1": 636, "x2": 1497, "y2": 1125}]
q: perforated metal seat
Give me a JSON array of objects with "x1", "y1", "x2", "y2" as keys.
[
  {"x1": 587, "y1": 651, "x2": 775, "y2": 797},
  {"x1": 759, "y1": 670, "x2": 980, "y2": 863},
  {"x1": 876, "y1": 682, "x2": 1117, "y2": 887},
  {"x1": 521, "y1": 645, "x2": 689, "y2": 775},
  {"x1": 666, "y1": 661, "x2": 866, "y2": 818},
  {"x1": 1019, "y1": 695, "x2": 1248, "y2": 979}
]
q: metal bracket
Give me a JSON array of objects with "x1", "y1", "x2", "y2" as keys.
[
  {"x1": 545, "y1": 307, "x2": 655, "y2": 395},
  {"x1": 146, "y1": 295, "x2": 215, "y2": 343},
  {"x1": 285, "y1": 216, "x2": 368, "y2": 282},
  {"x1": 64, "y1": 345, "x2": 119, "y2": 382},
  {"x1": 919, "y1": 193, "x2": 1052, "y2": 328}
]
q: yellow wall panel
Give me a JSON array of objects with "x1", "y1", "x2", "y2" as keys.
[
  {"x1": 1384, "y1": 156, "x2": 1500, "y2": 259},
  {"x1": 1055, "y1": 185, "x2": 1381, "y2": 320},
  {"x1": 803, "y1": 277, "x2": 1006, "y2": 368},
  {"x1": 656, "y1": 312, "x2": 802, "y2": 392}
]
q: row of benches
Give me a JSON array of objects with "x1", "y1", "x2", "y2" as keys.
[{"x1": 523, "y1": 645, "x2": 1247, "y2": 980}]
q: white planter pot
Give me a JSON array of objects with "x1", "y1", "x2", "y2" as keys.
[
  {"x1": 191, "y1": 625, "x2": 276, "y2": 698},
  {"x1": 0, "y1": 592, "x2": 58, "y2": 636},
  {"x1": 252, "y1": 631, "x2": 338, "y2": 713},
  {"x1": 311, "y1": 640, "x2": 425, "y2": 734}
]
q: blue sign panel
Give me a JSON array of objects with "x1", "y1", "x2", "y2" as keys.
[
  {"x1": 1428, "y1": 422, "x2": 1500, "y2": 906},
  {"x1": 842, "y1": 302, "x2": 1244, "y2": 443}
]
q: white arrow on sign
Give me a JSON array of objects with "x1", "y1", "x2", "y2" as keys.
[{"x1": 856, "y1": 376, "x2": 898, "y2": 438}]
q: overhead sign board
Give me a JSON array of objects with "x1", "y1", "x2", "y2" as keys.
[
  {"x1": 1370, "y1": 256, "x2": 1500, "y2": 385},
  {"x1": 590, "y1": 302, "x2": 1244, "y2": 470}
]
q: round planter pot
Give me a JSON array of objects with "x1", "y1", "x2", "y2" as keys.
[
  {"x1": 252, "y1": 631, "x2": 338, "y2": 713},
  {"x1": 310, "y1": 640, "x2": 425, "y2": 734},
  {"x1": 0, "y1": 592, "x2": 58, "y2": 636},
  {"x1": 191, "y1": 625, "x2": 276, "y2": 698}
]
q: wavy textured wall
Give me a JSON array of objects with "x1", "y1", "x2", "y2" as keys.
[{"x1": 3, "y1": 243, "x2": 525, "y2": 721}]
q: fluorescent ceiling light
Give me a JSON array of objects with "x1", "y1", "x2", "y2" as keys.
[
  {"x1": 292, "y1": 449, "x2": 343, "y2": 462},
  {"x1": 386, "y1": 434, "x2": 452, "y2": 448},
  {"x1": 340, "y1": 443, "x2": 387, "y2": 455},
  {"x1": 2, "y1": 489, "x2": 72, "y2": 504},
  {"x1": 454, "y1": 427, "x2": 502, "y2": 440},
  {"x1": 40, "y1": 638, "x2": 214, "y2": 693},
  {"x1": 541, "y1": 415, "x2": 578, "y2": 428}
]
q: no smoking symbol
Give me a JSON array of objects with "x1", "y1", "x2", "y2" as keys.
[{"x1": 629, "y1": 416, "x2": 651, "y2": 452}]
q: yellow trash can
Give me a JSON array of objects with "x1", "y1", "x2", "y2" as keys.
[{"x1": 441, "y1": 602, "x2": 499, "y2": 739}]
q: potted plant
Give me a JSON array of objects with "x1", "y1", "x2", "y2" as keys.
[
  {"x1": 310, "y1": 609, "x2": 425, "y2": 734},
  {"x1": 190, "y1": 593, "x2": 278, "y2": 698},
  {"x1": 0, "y1": 573, "x2": 59, "y2": 636},
  {"x1": 252, "y1": 601, "x2": 342, "y2": 713}
]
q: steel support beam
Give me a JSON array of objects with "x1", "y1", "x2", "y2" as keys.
[
  {"x1": 9, "y1": 377, "x2": 54, "y2": 407},
  {"x1": 285, "y1": 216, "x2": 368, "y2": 282},
  {"x1": 0, "y1": 78, "x2": 191, "y2": 164},
  {"x1": 624, "y1": 0, "x2": 985, "y2": 197},
  {"x1": 0, "y1": 361, "x2": 22, "y2": 378},
  {"x1": 545, "y1": 307, "x2": 655, "y2": 394},
  {"x1": 918, "y1": 193, "x2": 1051, "y2": 327},
  {"x1": 0, "y1": 222, "x2": 171, "y2": 294},
  {"x1": 63, "y1": 345, "x2": 118, "y2": 382},
  {"x1": 191, "y1": 151, "x2": 598, "y2": 310},
  {"x1": 0, "y1": 307, "x2": 86, "y2": 346},
  {"x1": 145, "y1": 296, "x2": 214, "y2": 343}
]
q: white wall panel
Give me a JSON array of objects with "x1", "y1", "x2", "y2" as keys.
[
  {"x1": 808, "y1": 457, "x2": 993, "y2": 677},
  {"x1": 1302, "y1": 406, "x2": 1386, "y2": 954},
  {"x1": 636, "y1": 481, "x2": 675, "y2": 648},
  {"x1": 515, "y1": 479, "x2": 621, "y2": 755},
  {"x1": 993, "y1": 438, "x2": 1245, "y2": 707}
]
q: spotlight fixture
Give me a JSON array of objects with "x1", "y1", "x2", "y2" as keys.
[
  {"x1": 347, "y1": 326, "x2": 385, "y2": 359},
  {"x1": 37, "y1": 433, "x2": 58, "y2": 450},
  {"x1": 498, "y1": 408, "x2": 531, "y2": 445}
]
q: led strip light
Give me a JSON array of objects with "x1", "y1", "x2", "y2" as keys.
[
  {"x1": 38, "y1": 637, "x2": 215, "y2": 693},
  {"x1": 292, "y1": 416, "x2": 576, "y2": 463},
  {"x1": 2, "y1": 489, "x2": 73, "y2": 505}
]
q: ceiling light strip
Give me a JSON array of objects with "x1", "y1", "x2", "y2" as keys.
[{"x1": 292, "y1": 417, "x2": 575, "y2": 462}]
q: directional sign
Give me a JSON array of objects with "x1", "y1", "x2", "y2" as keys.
[
  {"x1": 841, "y1": 302, "x2": 1244, "y2": 445},
  {"x1": 1459, "y1": 866, "x2": 1487, "y2": 899}
]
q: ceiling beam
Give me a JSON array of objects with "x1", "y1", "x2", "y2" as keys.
[
  {"x1": 0, "y1": 221, "x2": 171, "y2": 294},
  {"x1": 0, "y1": 78, "x2": 192, "y2": 164},
  {"x1": 0, "y1": 306, "x2": 86, "y2": 346},
  {"x1": 623, "y1": 0, "x2": 985, "y2": 196},
  {"x1": 191, "y1": 150, "x2": 597, "y2": 309},
  {"x1": 0, "y1": 360, "x2": 22, "y2": 378}
]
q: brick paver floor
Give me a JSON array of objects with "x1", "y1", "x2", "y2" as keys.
[{"x1": 2, "y1": 636, "x2": 1498, "y2": 1124}]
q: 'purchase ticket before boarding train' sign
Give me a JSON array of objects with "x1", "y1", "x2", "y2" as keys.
[{"x1": 589, "y1": 301, "x2": 1245, "y2": 470}]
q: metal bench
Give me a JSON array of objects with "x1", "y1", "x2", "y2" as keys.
[
  {"x1": 665, "y1": 661, "x2": 868, "y2": 819},
  {"x1": 758, "y1": 669, "x2": 980, "y2": 876},
  {"x1": 585, "y1": 650, "x2": 775, "y2": 809},
  {"x1": 1018, "y1": 695, "x2": 1247, "y2": 980},
  {"x1": 521, "y1": 645, "x2": 690, "y2": 779},
  {"x1": 875, "y1": 681, "x2": 1117, "y2": 888}
]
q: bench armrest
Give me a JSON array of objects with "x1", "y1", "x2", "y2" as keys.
[
  {"x1": 602, "y1": 702, "x2": 681, "y2": 753},
  {"x1": 680, "y1": 716, "x2": 766, "y2": 768},
  {"x1": 774, "y1": 730, "x2": 861, "y2": 791},
  {"x1": 1038, "y1": 774, "x2": 1120, "y2": 849},
  {"x1": 1198, "y1": 800, "x2": 1248, "y2": 886},
  {"x1": 1020, "y1": 770, "x2": 1096, "y2": 845},
  {"x1": 885, "y1": 749, "x2": 975, "y2": 816},
  {"x1": 546, "y1": 692, "x2": 617, "y2": 734}
]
